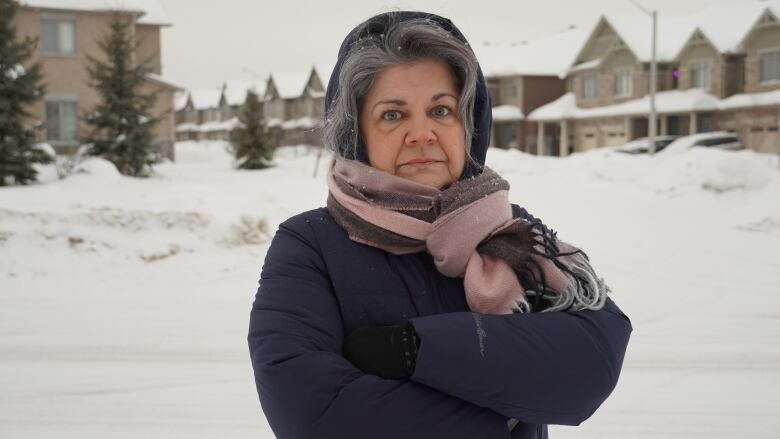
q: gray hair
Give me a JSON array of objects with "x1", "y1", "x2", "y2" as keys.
[{"x1": 323, "y1": 15, "x2": 480, "y2": 169}]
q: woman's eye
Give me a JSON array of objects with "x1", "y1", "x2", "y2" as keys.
[
  {"x1": 382, "y1": 111, "x2": 401, "y2": 121},
  {"x1": 432, "y1": 106, "x2": 451, "y2": 117}
]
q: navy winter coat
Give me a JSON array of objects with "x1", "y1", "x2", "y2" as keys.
[{"x1": 248, "y1": 11, "x2": 632, "y2": 439}]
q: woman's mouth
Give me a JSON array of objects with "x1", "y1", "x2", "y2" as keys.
[{"x1": 405, "y1": 159, "x2": 438, "y2": 166}]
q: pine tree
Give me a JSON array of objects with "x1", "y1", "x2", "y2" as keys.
[
  {"x1": 229, "y1": 90, "x2": 275, "y2": 170},
  {"x1": 84, "y1": 14, "x2": 158, "y2": 177},
  {"x1": 0, "y1": 0, "x2": 52, "y2": 186}
]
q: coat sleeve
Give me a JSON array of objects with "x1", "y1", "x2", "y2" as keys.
[
  {"x1": 248, "y1": 215, "x2": 512, "y2": 439},
  {"x1": 408, "y1": 205, "x2": 633, "y2": 426},
  {"x1": 408, "y1": 298, "x2": 632, "y2": 426}
]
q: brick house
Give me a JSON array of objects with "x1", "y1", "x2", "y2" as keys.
[
  {"x1": 474, "y1": 25, "x2": 589, "y2": 154},
  {"x1": 14, "y1": 0, "x2": 181, "y2": 159},
  {"x1": 529, "y1": 1, "x2": 780, "y2": 155}
]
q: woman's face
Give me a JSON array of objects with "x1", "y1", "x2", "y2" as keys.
[{"x1": 359, "y1": 58, "x2": 466, "y2": 189}]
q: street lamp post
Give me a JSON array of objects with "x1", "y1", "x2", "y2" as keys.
[{"x1": 630, "y1": 1, "x2": 658, "y2": 154}]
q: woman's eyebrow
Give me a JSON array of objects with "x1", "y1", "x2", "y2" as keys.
[
  {"x1": 432, "y1": 92, "x2": 458, "y2": 101},
  {"x1": 372, "y1": 99, "x2": 406, "y2": 110}
]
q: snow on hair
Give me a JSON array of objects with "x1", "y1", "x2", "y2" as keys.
[{"x1": 322, "y1": 15, "x2": 479, "y2": 168}]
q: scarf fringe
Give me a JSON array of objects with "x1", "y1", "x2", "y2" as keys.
[{"x1": 516, "y1": 221, "x2": 610, "y2": 313}]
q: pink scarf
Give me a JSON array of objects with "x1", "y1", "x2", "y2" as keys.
[{"x1": 326, "y1": 157, "x2": 608, "y2": 314}]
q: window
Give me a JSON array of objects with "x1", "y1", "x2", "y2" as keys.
[
  {"x1": 41, "y1": 16, "x2": 75, "y2": 55},
  {"x1": 697, "y1": 113, "x2": 714, "y2": 133},
  {"x1": 689, "y1": 60, "x2": 712, "y2": 89},
  {"x1": 760, "y1": 50, "x2": 780, "y2": 83},
  {"x1": 45, "y1": 100, "x2": 79, "y2": 142},
  {"x1": 583, "y1": 74, "x2": 598, "y2": 99},
  {"x1": 502, "y1": 80, "x2": 517, "y2": 98},
  {"x1": 614, "y1": 69, "x2": 633, "y2": 97}
]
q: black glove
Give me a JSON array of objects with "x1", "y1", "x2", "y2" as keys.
[{"x1": 343, "y1": 323, "x2": 420, "y2": 379}]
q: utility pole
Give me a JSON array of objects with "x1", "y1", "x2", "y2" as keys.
[{"x1": 630, "y1": 1, "x2": 658, "y2": 154}]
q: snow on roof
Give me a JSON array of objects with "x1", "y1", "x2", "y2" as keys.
[
  {"x1": 475, "y1": 23, "x2": 594, "y2": 78},
  {"x1": 577, "y1": 1, "x2": 780, "y2": 66},
  {"x1": 269, "y1": 72, "x2": 311, "y2": 100},
  {"x1": 223, "y1": 80, "x2": 268, "y2": 106},
  {"x1": 528, "y1": 89, "x2": 721, "y2": 121},
  {"x1": 568, "y1": 58, "x2": 602, "y2": 74},
  {"x1": 146, "y1": 72, "x2": 183, "y2": 90},
  {"x1": 719, "y1": 89, "x2": 780, "y2": 110},
  {"x1": 20, "y1": 0, "x2": 171, "y2": 26},
  {"x1": 174, "y1": 92, "x2": 189, "y2": 112},
  {"x1": 187, "y1": 88, "x2": 222, "y2": 110},
  {"x1": 492, "y1": 105, "x2": 524, "y2": 122},
  {"x1": 527, "y1": 93, "x2": 578, "y2": 121},
  {"x1": 690, "y1": 0, "x2": 780, "y2": 54},
  {"x1": 603, "y1": 13, "x2": 693, "y2": 62},
  {"x1": 314, "y1": 63, "x2": 335, "y2": 87}
]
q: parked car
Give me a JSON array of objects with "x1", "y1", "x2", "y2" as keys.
[
  {"x1": 616, "y1": 135, "x2": 680, "y2": 154},
  {"x1": 662, "y1": 132, "x2": 744, "y2": 154}
]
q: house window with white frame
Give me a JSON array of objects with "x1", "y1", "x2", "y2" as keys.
[
  {"x1": 583, "y1": 74, "x2": 598, "y2": 99},
  {"x1": 45, "y1": 100, "x2": 79, "y2": 142},
  {"x1": 614, "y1": 68, "x2": 633, "y2": 97},
  {"x1": 689, "y1": 60, "x2": 712, "y2": 89},
  {"x1": 759, "y1": 50, "x2": 780, "y2": 83},
  {"x1": 41, "y1": 16, "x2": 76, "y2": 55}
]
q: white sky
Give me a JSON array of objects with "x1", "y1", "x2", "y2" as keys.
[{"x1": 158, "y1": 0, "x2": 740, "y2": 90}]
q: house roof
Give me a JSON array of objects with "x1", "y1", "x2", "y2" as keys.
[
  {"x1": 572, "y1": 0, "x2": 780, "y2": 68},
  {"x1": 174, "y1": 91, "x2": 189, "y2": 112},
  {"x1": 690, "y1": 0, "x2": 780, "y2": 54},
  {"x1": 719, "y1": 89, "x2": 780, "y2": 110},
  {"x1": 314, "y1": 63, "x2": 335, "y2": 88},
  {"x1": 600, "y1": 13, "x2": 693, "y2": 63},
  {"x1": 475, "y1": 23, "x2": 594, "y2": 78},
  {"x1": 20, "y1": 0, "x2": 171, "y2": 26},
  {"x1": 146, "y1": 72, "x2": 184, "y2": 91},
  {"x1": 223, "y1": 80, "x2": 268, "y2": 106},
  {"x1": 187, "y1": 88, "x2": 222, "y2": 110},
  {"x1": 528, "y1": 89, "x2": 721, "y2": 121},
  {"x1": 492, "y1": 105, "x2": 524, "y2": 122},
  {"x1": 269, "y1": 72, "x2": 311, "y2": 100}
]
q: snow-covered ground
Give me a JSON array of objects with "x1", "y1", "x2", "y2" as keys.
[{"x1": 1, "y1": 140, "x2": 779, "y2": 438}]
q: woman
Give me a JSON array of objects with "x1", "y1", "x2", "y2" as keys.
[{"x1": 248, "y1": 11, "x2": 632, "y2": 439}]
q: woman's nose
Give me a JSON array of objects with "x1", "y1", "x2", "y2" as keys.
[{"x1": 404, "y1": 117, "x2": 437, "y2": 146}]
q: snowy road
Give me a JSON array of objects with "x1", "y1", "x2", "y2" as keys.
[{"x1": 1, "y1": 142, "x2": 779, "y2": 438}]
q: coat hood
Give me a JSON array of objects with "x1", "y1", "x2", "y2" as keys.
[{"x1": 323, "y1": 11, "x2": 492, "y2": 179}]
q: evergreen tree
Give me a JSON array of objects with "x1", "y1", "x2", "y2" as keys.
[
  {"x1": 229, "y1": 90, "x2": 274, "y2": 170},
  {"x1": 84, "y1": 14, "x2": 158, "y2": 177},
  {"x1": 0, "y1": 0, "x2": 52, "y2": 186}
]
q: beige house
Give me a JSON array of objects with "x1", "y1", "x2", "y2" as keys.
[
  {"x1": 264, "y1": 66, "x2": 327, "y2": 147},
  {"x1": 14, "y1": 0, "x2": 180, "y2": 159},
  {"x1": 174, "y1": 65, "x2": 332, "y2": 147},
  {"x1": 173, "y1": 80, "x2": 267, "y2": 142},
  {"x1": 529, "y1": 1, "x2": 780, "y2": 155}
]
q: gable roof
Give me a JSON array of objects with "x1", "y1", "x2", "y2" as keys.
[
  {"x1": 601, "y1": 13, "x2": 692, "y2": 63},
  {"x1": 694, "y1": 0, "x2": 780, "y2": 54},
  {"x1": 187, "y1": 88, "x2": 222, "y2": 110},
  {"x1": 475, "y1": 22, "x2": 594, "y2": 78},
  {"x1": 223, "y1": 80, "x2": 268, "y2": 106},
  {"x1": 571, "y1": 0, "x2": 780, "y2": 71},
  {"x1": 268, "y1": 71, "x2": 311, "y2": 100},
  {"x1": 20, "y1": 0, "x2": 171, "y2": 26}
]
